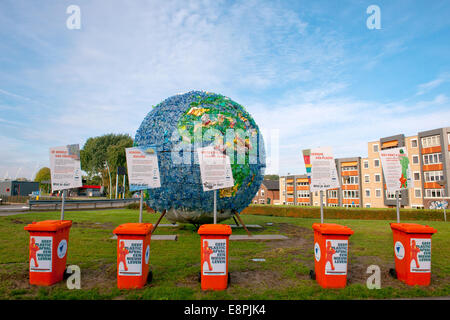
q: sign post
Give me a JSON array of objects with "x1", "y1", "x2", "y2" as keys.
[
  {"x1": 379, "y1": 146, "x2": 412, "y2": 223},
  {"x1": 319, "y1": 190, "x2": 324, "y2": 224},
  {"x1": 125, "y1": 146, "x2": 161, "y2": 223},
  {"x1": 197, "y1": 145, "x2": 234, "y2": 224},
  {"x1": 61, "y1": 190, "x2": 66, "y2": 220},
  {"x1": 49, "y1": 144, "x2": 83, "y2": 221},
  {"x1": 304, "y1": 146, "x2": 340, "y2": 223}
]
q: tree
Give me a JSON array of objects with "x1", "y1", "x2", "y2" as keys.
[
  {"x1": 264, "y1": 174, "x2": 279, "y2": 181},
  {"x1": 34, "y1": 167, "x2": 51, "y2": 193},
  {"x1": 80, "y1": 133, "x2": 133, "y2": 195}
]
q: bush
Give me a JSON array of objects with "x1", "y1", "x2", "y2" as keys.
[{"x1": 241, "y1": 204, "x2": 446, "y2": 221}]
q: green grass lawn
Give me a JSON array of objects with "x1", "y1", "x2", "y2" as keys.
[{"x1": 0, "y1": 209, "x2": 448, "y2": 300}]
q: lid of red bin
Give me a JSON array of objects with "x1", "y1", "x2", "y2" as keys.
[
  {"x1": 113, "y1": 223, "x2": 153, "y2": 235},
  {"x1": 24, "y1": 220, "x2": 72, "y2": 232},
  {"x1": 198, "y1": 224, "x2": 232, "y2": 235},
  {"x1": 312, "y1": 223, "x2": 354, "y2": 235},
  {"x1": 390, "y1": 223, "x2": 437, "y2": 234}
]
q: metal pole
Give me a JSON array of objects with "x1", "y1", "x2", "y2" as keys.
[
  {"x1": 61, "y1": 190, "x2": 66, "y2": 221},
  {"x1": 396, "y1": 190, "x2": 400, "y2": 223},
  {"x1": 115, "y1": 173, "x2": 118, "y2": 199},
  {"x1": 443, "y1": 189, "x2": 447, "y2": 222},
  {"x1": 122, "y1": 175, "x2": 126, "y2": 199},
  {"x1": 105, "y1": 162, "x2": 112, "y2": 199},
  {"x1": 320, "y1": 190, "x2": 324, "y2": 224},
  {"x1": 213, "y1": 189, "x2": 217, "y2": 224},
  {"x1": 139, "y1": 190, "x2": 143, "y2": 223}
]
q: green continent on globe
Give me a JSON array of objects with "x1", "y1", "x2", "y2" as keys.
[{"x1": 176, "y1": 93, "x2": 259, "y2": 197}]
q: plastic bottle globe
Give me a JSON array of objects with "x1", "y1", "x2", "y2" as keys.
[{"x1": 134, "y1": 91, "x2": 266, "y2": 224}]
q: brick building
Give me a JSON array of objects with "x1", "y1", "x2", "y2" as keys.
[{"x1": 252, "y1": 180, "x2": 280, "y2": 205}]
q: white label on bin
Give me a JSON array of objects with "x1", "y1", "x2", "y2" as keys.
[
  {"x1": 410, "y1": 238, "x2": 431, "y2": 273},
  {"x1": 324, "y1": 239, "x2": 348, "y2": 275},
  {"x1": 314, "y1": 242, "x2": 321, "y2": 262},
  {"x1": 202, "y1": 239, "x2": 227, "y2": 276},
  {"x1": 118, "y1": 239, "x2": 143, "y2": 276},
  {"x1": 57, "y1": 239, "x2": 68, "y2": 259},
  {"x1": 394, "y1": 241, "x2": 405, "y2": 260},
  {"x1": 29, "y1": 236, "x2": 52, "y2": 273}
]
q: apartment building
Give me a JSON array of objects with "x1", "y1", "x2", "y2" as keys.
[
  {"x1": 361, "y1": 134, "x2": 423, "y2": 209},
  {"x1": 279, "y1": 174, "x2": 311, "y2": 205},
  {"x1": 335, "y1": 157, "x2": 362, "y2": 207},
  {"x1": 361, "y1": 148, "x2": 384, "y2": 208},
  {"x1": 418, "y1": 127, "x2": 450, "y2": 209},
  {"x1": 275, "y1": 126, "x2": 449, "y2": 209},
  {"x1": 252, "y1": 180, "x2": 280, "y2": 205}
]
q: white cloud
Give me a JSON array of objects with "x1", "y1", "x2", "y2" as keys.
[{"x1": 416, "y1": 74, "x2": 449, "y2": 95}]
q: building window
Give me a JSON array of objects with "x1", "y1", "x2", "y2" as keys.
[
  {"x1": 365, "y1": 204, "x2": 371, "y2": 208},
  {"x1": 363, "y1": 160, "x2": 369, "y2": 169},
  {"x1": 364, "y1": 175, "x2": 370, "y2": 183},
  {"x1": 386, "y1": 191, "x2": 401, "y2": 199},
  {"x1": 327, "y1": 190, "x2": 338, "y2": 198},
  {"x1": 413, "y1": 172, "x2": 420, "y2": 181},
  {"x1": 297, "y1": 190, "x2": 310, "y2": 198},
  {"x1": 260, "y1": 189, "x2": 265, "y2": 196},
  {"x1": 373, "y1": 144, "x2": 379, "y2": 152},
  {"x1": 423, "y1": 153, "x2": 443, "y2": 165},
  {"x1": 375, "y1": 189, "x2": 382, "y2": 198},
  {"x1": 259, "y1": 199, "x2": 265, "y2": 204},
  {"x1": 365, "y1": 189, "x2": 371, "y2": 197},
  {"x1": 425, "y1": 189, "x2": 444, "y2": 198},
  {"x1": 424, "y1": 171, "x2": 445, "y2": 182},
  {"x1": 374, "y1": 174, "x2": 381, "y2": 182},
  {"x1": 374, "y1": 159, "x2": 380, "y2": 167},
  {"x1": 342, "y1": 166, "x2": 358, "y2": 171},
  {"x1": 414, "y1": 189, "x2": 421, "y2": 198},
  {"x1": 421, "y1": 135, "x2": 440, "y2": 148},
  {"x1": 343, "y1": 190, "x2": 359, "y2": 198},
  {"x1": 411, "y1": 139, "x2": 418, "y2": 148},
  {"x1": 412, "y1": 155, "x2": 419, "y2": 164},
  {"x1": 342, "y1": 176, "x2": 359, "y2": 185}
]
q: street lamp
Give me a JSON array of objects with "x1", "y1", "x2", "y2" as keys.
[{"x1": 104, "y1": 161, "x2": 112, "y2": 199}]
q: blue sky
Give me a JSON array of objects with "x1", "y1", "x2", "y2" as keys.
[{"x1": 1, "y1": 0, "x2": 449, "y2": 179}]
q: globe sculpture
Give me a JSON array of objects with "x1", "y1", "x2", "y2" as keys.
[{"x1": 134, "y1": 91, "x2": 266, "y2": 224}]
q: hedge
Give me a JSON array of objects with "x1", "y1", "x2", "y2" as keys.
[{"x1": 241, "y1": 204, "x2": 447, "y2": 221}]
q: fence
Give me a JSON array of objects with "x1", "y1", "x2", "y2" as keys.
[
  {"x1": 0, "y1": 195, "x2": 29, "y2": 204},
  {"x1": 27, "y1": 198, "x2": 140, "y2": 211}
]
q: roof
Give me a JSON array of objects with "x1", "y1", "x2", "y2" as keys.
[{"x1": 262, "y1": 180, "x2": 279, "y2": 190}]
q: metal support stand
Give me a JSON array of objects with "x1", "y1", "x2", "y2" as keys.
[
  {"x1": 152, "y1": 209, "x2": 167, "y2": 234},
  {"x1": 213, "y1": 189, "x2": 217, "y2": 224},
  {"x1": 396, "y1": 190, "x2": 400, "y2": 223},
  {"x1": 139, "y1": 190, "x2": 143, "y2": 223},
  {"x1": 320, "y1": 190, "x2": 324, "y2": 224},
  {"x1": 60, "y1": 190, "x2": 66, "y2": 221},
  {"x1": 443, "y1": 189, "x2": 447, "y2": 222},
  {"x1": 115, "y1": 173, "x2": 119, "y2": 199},
  {"x1": 234, "y1": 210, "x2": 251, "y2": 237},
  {"x1": 122, "y1": 175, "x2": 126, "y2": 199}
]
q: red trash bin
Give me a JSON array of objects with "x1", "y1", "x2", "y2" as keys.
[
  {"x1": 198, "y1": 224, "x2": 232, "y2": 291},
  {"x1": 312, "y1": 223, "x2": 354, "y2": 288},
  {"x1": 24, "y1": 220, "x2": 72, "y2": 286},
  {"x1": 390, "y1": 223, "x2": 437, "y2": 286},
  {"x1": 113, "y1": 223, "x2": 153, "y2": 289}
]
